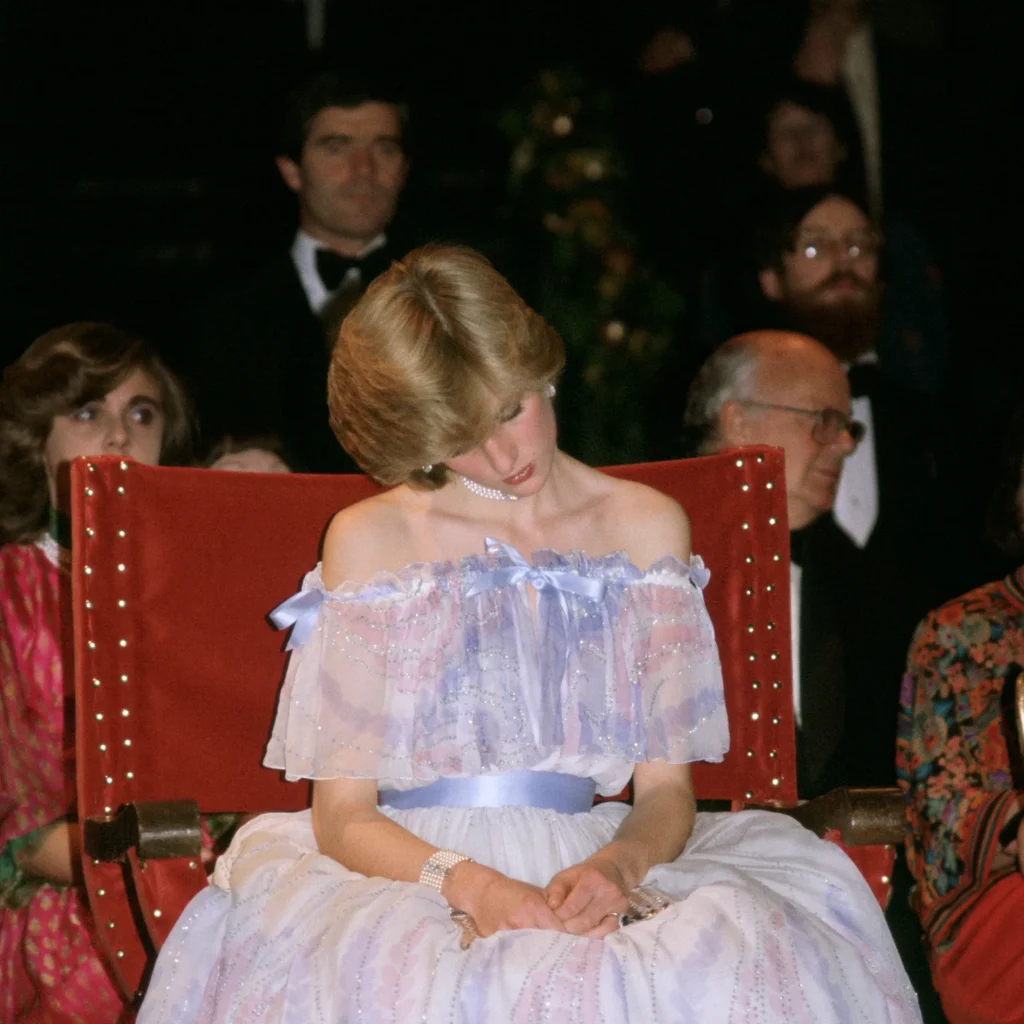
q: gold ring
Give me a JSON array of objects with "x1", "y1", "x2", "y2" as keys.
[{"x1": 604, "y1": 912, "x2": 619, "y2": 920}]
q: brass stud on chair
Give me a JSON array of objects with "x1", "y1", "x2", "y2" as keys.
[
  {"x1": 744, "y1": 588, "x2": 753, "y2": 596},
  {"x1": 87, "y1": 463, "x2": 95, "y2": 472},
  {"x1": 746, "y1": 749, "x2": 754, "y2": 757},
  {"x1": 92, "y1": 678, "x2": 101, "y2": 687},
  {"x1": 116, "y1": 950, "x2": 125, "y2": 959},
  {"x1": 746, "y1": 624, "x2": 755, "y2": 633},
  {"x1": 118, "y1": 639, "x2": 127, "y2": 648},
  {"x1": 153, "y1": 908, "x2": 162, "y2": 918},
  {"x1": 735, "y1": 458, "x2": 744, "y2": 468},
  {"x1": 771, "y1": 777, "x2": 780, "y2": 786},
  {"x1": 772, "y1": 681, "x2": 781, "y2": 689},
  {"x1": 770, "y1": 652, "x2": 779, "y2": 661},
  {"x1": 104, "y1": 776, "x2": 113, "y2": 785},
  {"x1": 769, "y1": 750, "x2": 777, "y2": 758},
  {"x1": 772, "y1": 554, "x2": 781, "y2": 562},
  {"x1": 116, "y1": 486, "x2": 125, "y2": 495},
  {"x1": 126, "y1": 771, "x2": 134, "y2": 780},
  {"x1": 95, "y1": 712, "x2": 103, "y2": 721},
  {"x1": 98, "y1": 743, "x2": 106, "y2": 752},
  {"x1": 121, "y1": 708, "x2": 130, "y2": 717},
  {"x1": 744, "y1": 791, "x2": 753, "y2": 800},
  {"x1": 120, "y1": 674, "x2": 128, "y2": 683},
  {"x1": 118, "y1": 600, "x2": 126, "y2": 609},
  {"x1": 772, "y1": 716, "x2": 781, "y2": 725},
  {"x1": 765, "y1": 584, "x2": 774, "y2": 593},
  {"x1": 881, "y1": 874, "x2": 890, "y2": 885},
  {"x1": 107, "y1": 921, "x2": 115, "y2": 930},
  {"x1": 97, "y1": 888, "x2": 105, "y2": 897},
  {"x1": 756, "y1": 455, "x2": 764, "y2": 464},
  {"x1": 741, "y1": 483, "x2": 750, "y2": 492},
  {"x1": 751, "y1": 681, "x2": 760, "y2": 689},
  {"x1": 768, "y1": 517, "x2": 777, "y2": 526},
  {"x1": 124, "y1": 738, "x2": 132, "y2": 747},
  {"x1": 748, "y1": 653, "x2": 757, "y2": 662},
  {"x1": 745, "y1": 556, "x2": 754, "y2": 564},
  {"x1": 85, "y1": 527, "x2": 94, "y2": 537},
  {"x1": 87, "y1": 641, "x2": 96, "y2": 650},
  {"x1": 84, "y1": 600, "x2": 93, "y2": 610},
  {"x1": 118, "y1": 530, "x2": 126, "y2": 539},
  {"x1": 85, "y1": 488, "x2": 94, "y2": 497},
  {"x1": 750, "y1": 712, "x2": 760, "y2": 721},
  {"x1": 766, "y1": 481, "x2": 774, "y2": 490},
  {"x1": 188, "y1": 860, "x2": 198, "y2": 870},
  {"x1": 84, "y1": 566, "x2": 93, "y2": 575},
  {"x1": 767, "y1": 622, "x2": 775, "y2": 631},
  {"x1": 117, "y1": 563, "x2": 125, "y2": 572},
  {"x1": 741, "y1": 522, "x2": 749, "y2": 530}
]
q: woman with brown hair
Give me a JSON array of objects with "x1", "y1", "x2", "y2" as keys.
[
  {"x1": 141, "y1": 246, "x2": 920, "y2": 1023},
  {"x1": 0, "y1": 322, "x2": 254, "y2": 1021}
]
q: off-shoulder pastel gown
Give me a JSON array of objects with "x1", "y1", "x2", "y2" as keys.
[{"x1": 139, "y1": 541, "x2": 921, "y2": 1023}]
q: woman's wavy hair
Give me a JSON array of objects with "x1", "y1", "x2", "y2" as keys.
[
  {"x1": 0, "y1": 322, "x2": 194, "y2": 544},
  {"x1": 328, "y1": 244, "x2": 565, "y2": 488}
]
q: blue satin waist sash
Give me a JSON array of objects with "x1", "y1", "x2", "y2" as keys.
[{"x1": 378, "y1": 771, "x2": 596, "y2": 814}]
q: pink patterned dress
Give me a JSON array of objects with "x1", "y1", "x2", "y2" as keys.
[{"x1": 0, "y1": 541, "x2": 124, "y2": 1022}]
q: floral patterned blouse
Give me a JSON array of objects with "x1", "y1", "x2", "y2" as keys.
[{"x1": 896, "y1": 565, "x2": 1024, "y2": 957}]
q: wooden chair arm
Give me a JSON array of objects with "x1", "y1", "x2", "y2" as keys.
[
  {"x1": 83, "y1": 799, "x2": 202, "y2": 862},
  {"x1": 778, "y1": 786, "x2": 904, "y2": 846}
]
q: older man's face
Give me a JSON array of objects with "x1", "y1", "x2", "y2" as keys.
[{"x1": 730, "y1": 346, "x2": 857, "y2": 530}]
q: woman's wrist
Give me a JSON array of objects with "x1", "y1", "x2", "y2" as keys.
[
  {"x1": 442, "y1": 859, "x2": 496, "y2": 914},
  {"x1": 587, "y1": 841, "x2": 647, "y2": 893}
]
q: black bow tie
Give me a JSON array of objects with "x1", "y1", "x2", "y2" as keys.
[{"x1": 315, "y1": 246, "x2": 391, "y2": 292}]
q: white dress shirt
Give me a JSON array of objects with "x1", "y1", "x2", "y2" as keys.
[
  {"x1": 833, "y1": 393, "x2": 878, "y2": 549},
  {"x1": 289, "y1": 230, "x2": 387, "y2": 314}
]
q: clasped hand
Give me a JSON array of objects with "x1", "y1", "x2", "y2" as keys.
[{"x1": 451, "y1": 858, "x2": 629, "y2": 940}]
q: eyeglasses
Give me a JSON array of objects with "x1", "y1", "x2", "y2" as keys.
[
  {"x1": 741, "y1": 401, "x2": 865, "y2": 446},
  {"x1": 791, "y1": 231, "x2": 881, "y2": 262}
]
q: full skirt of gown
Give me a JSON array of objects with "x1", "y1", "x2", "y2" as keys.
[{"x1": 138, "y1": 802, "x2": 921, "y2": 1023}]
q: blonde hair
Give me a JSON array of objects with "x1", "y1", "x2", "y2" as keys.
[{"x1": 328, "y1": 245, "x2": 564, "y2": 487}]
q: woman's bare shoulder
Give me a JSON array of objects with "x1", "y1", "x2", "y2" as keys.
[
  {"x1": 321, "y1": 489, "x2": 418, "y2": 588},
  {"x1": 596, "y1": 475, "x2": 692, "y2": 566}
]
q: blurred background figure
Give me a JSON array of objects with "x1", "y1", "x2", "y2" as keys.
[
  {"x1": 193, "y1": 70, "x2": 411, "y2": 473},
  {"x1": 897, "y1": 409, "x2": 1024, "y2": 1024},
  {"x1": 0, "y1": 323, "x2": 195, "y2": 1022}
]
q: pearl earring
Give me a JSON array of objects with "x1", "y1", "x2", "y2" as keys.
[
  {"x1": 545, "y1": 384, "x2": 556, "y2": 398},
  {"x1": 422, "y1": 464, "x2": 434, "y2": 473}
]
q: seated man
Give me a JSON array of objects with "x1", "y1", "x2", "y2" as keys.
[{"x1": 684, "y1": 328, "x2": 899, "y2": 796}]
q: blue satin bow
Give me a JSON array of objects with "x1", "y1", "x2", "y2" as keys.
[
  {"x1": 270, "y1": 588, "x2": 325, "y2": 650},
  {"x1": 465, "y1": 538, "x2": 606, "y2": 603}
]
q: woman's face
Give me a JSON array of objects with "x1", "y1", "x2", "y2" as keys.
[
  {"x1": 444, "y1": 389, "x2": 557, "y2": 499},
  {"x1": 42, "y1": 367, "x2": 165, "y2": 504}
]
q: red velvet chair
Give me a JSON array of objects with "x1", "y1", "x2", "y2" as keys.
[{"x1": 69, "y1": 448, "x2": 901, "y2": 1005}]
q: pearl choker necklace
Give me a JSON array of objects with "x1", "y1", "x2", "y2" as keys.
[{"x1": 456, "y1": 474, "x2": 520, "y2": 501}]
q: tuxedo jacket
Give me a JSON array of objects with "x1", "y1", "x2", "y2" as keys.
[{"x1": 193, "y1": 251, "x2": 361, "y2": 474}]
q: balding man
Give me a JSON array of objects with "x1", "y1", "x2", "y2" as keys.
[{"x1": 685, "y1": 330, "x2": 902, "y2": 798}]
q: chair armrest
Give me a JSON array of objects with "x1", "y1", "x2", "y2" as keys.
[
  {"x1": 83, "y1": 799, "x2": 202, "y2": 862},
  {"x1": 779, "y1": 786, "x2": 904, "y2": 846}
]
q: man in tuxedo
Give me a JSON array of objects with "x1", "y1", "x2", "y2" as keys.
[
  {"x1": 684, "y1": 329, "x2": 902, "y2": 797},
  {"x1": 755, "y1": 187, "x2": 946, "y2": 597},
  {"x1": 196, "y1": 71, "x2": 410, "y2": 472}
]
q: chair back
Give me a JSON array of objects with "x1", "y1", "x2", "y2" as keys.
[{"x1": 70, "y1": 448, "x2": 794, "y2": 999}]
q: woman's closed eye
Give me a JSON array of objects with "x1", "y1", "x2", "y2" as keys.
[{"x1": 498, "y1": 402, "x2": 524, "y2": 424}]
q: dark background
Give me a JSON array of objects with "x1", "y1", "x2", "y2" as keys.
[{"x1": 0, "y1": 0, "x2": 1014, "y2": 400}]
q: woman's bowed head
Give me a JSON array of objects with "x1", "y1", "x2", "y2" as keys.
[{"x1": 328, "y1": 244, "x2": 565, "y2": 500}]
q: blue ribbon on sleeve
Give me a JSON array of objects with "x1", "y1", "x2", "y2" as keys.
[{"x1": 270, "y1": 588, "x2": 325, "y2": 650}]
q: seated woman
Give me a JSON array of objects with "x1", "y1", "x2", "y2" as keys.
[
  {"x1": 897, "y1": 414, "x2": 1024, "y2": 1024},
  {"x1": 140, "y1": 246, "x2": 920, "y2": 1023},
  {"x1": 0, "y1": 323, "x2": 278, "y2": 1022}
]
